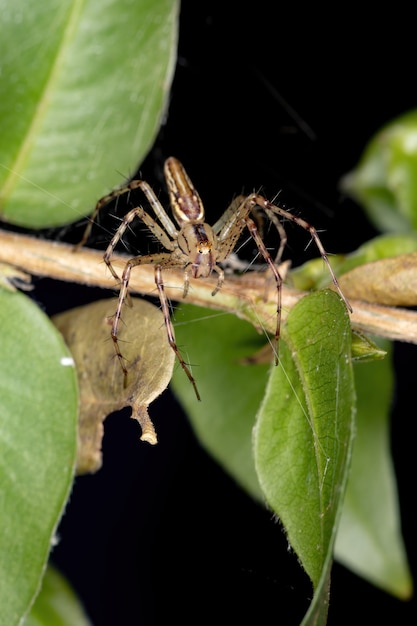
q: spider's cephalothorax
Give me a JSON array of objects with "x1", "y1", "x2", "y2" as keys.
[{"x1": 79, "y1": 157, "x2": 352, "y2": 401}]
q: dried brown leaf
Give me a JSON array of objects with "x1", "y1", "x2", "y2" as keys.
[
  {"x1": 53, "y1": 297, "x2": 175, "y2": 473},
  {"x1": 339, "y1": 252, "x2": 417, "y2": 306}
]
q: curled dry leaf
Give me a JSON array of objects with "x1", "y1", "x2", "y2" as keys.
[
  {"x1": 0, "y1": 262, "x2": 33, "y2": 291},
  {"x1": 339, "y1": 252, "x2": 417, "y2": 306},
  {"x1": 52, "y1": 297, "x2": 175, "y2": 474}
]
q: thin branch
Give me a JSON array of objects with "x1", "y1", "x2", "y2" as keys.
[{"x1": 1, "y1": 229, "x2": 417, "y2": 345}]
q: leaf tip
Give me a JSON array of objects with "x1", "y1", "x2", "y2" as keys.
[{"x1": 131, "y1": 403, "x2": 158, "y2": 445}]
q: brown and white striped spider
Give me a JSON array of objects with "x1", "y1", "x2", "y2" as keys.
[{"x1": 79, "y1": 157, "x2": 351, "y2": 400}]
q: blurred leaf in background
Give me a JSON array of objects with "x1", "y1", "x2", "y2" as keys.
[
  {"x1": 341, "y1": 109, "x2": 417, "y2": 234},
  {"x1": 0, "y1": 0, "x2": 179, "y2": 228}
]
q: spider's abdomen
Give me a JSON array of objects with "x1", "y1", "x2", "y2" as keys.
[
  {"x1": 175, "y1": 194, "x2": 205, "y2": 224},
  {"x1": 164, "y1": 156, "x2": 205, "y2": 225}
]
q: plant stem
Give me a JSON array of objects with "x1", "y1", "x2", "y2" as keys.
[{"x1": 1, "y1": 228, "x2": 417, "y2": 345}]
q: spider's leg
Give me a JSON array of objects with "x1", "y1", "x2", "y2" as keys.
[
  {"x1": 216, "y1": 196, "x2": 283, "y2": 361},
  {"x1": 263, "y1": 208, "x2": 287, "y2": 265},
  {"x1": 110, "y1": 252, "x2": 174, "y2": 387},
  {"x1": 155, "y1": 265, "x2": 201, "y2": 401},
  {"x1": 211, "y1": 265, "x2": 225, "y2": 296},
  {"x1": 76, "y1": 178, "x2": 177, "y2": 250},
  {"x1": 103, "y1": 205, "x2": 177, "y2": 283},
  {"x1": 252, "y1": 194, "x2": 352, "y2": 313},
  {"x1": 182, "y1": 268, "x2": 190, "y2": 298},
  {"x1": 244, "y1": 215, "x2": 283, "y2": 365},
  {"x1": 212, "y1": 195, "x2": 246, "y2": 235}
]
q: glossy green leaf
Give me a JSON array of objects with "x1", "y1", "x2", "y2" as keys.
[
  {"x1": 0, "y1": 288, "x2": 78, "y2": 625},
  {"x1": 0, "y1": 0, "x2": 179, "y2": 228},
  {"x1": 171, "y1": 305, "x2": 268, "y2": 500},
  {"x1": 335, "y1": 341, "x2": 413, "y2": 599},
  {"x1": 253, "y1": 291, "x2": 355, "y2": 619},
  {"x1": 340, "y1": 109, "x2": 417, "y2": 233},
  {"x1": 25, "y1": 564, "x2": 92, "y2": 626}
]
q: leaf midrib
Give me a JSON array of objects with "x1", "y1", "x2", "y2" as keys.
[{"x1": 2, "y1": 0, "x2": 87, "y2": 198}]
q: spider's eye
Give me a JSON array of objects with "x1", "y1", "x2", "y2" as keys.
[{"x1": 198, "y1": 240, "x2": 212, "y2": 254}]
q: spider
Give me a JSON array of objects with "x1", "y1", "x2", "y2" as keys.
[{"x1": 78, "y1": 156, "x2": 351, "y2": 401}]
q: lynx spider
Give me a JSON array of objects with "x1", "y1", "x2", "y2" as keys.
[{"x1": 79, "y1": 157, "x2": 351, "y2": 401}]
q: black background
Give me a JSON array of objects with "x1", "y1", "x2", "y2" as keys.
[{"x1": 32, "y1": 2, "x2": 417, "y2": 624}]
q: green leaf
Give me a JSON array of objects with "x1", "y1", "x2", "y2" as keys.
[
  {"x1": 0, "y1": 288, "x2": 78, "y2": 625},
  {"x1": 253, "y1": 290, "x2": 355, "y2": 620},
  {"x1": 25, "y1": 564, "x2": 92, "y2": 626},
  {"x1": 351, "y1": 330, "x2": 387, "y2": 362},
  {"x1": 0, "y1": 0, "x2": 179, "y2": 228},
  {"x1": 171, "y1": 304, "x2": 269, "y2": 500},
  {"x1": 335, "y1": 340, "x2": 413, "y2": 599},
  {"x1": 340, "y1": 109, "x2": 417, "y2": 233},
  {"x1": 172, "y1": 291, "x2": 412, "y2": 616}
]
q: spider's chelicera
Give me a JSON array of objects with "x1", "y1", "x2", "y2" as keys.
[{"x1": 79, "y1": 157, "x2": 352, "y2": 401}]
